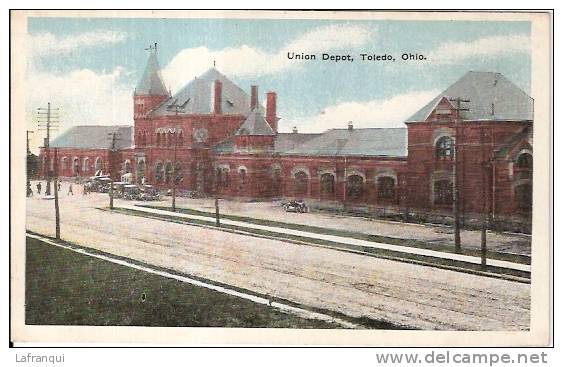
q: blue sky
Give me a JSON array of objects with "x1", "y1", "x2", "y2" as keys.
[{"x1": 26, "y1": 16, "x2": 531, "y2": 150}]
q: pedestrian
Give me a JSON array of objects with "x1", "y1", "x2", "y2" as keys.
[
  {"x1": 68, "y1": 184, "x2": 73, "y2": 196},
  {"x1": 58, "y1": 182, "x2": 61, "y2": 191},
  {"x1": 27, "y1": 186, "x2": 33, "y2": 197},
  {"x1": 83, "y1": 183, "x2": 87, "y2": 195},
  {"x1": 36, "y1": 182, "x2": 42, "y2": 195}
]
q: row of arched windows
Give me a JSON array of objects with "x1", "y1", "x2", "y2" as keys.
[
  {"x1": 293, "y1": 171, "x2": 397, "y2": 200},
  {"x1": 154, "y1": 161, "x2": 182, "y2": 184},
  {"x1": 57, "y1": 156, "x2": 103, "y2": 175},
  {"x1": 156, "y1": 131, "x2": 184, "y2": 147},
  {"x1": 135, "y1": 130, "x2": 186, "y2": 148}
]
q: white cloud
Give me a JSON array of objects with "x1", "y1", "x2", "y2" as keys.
[
  {"x1": 28, "y1": 30, "x2": 129, "y2": 57},
  {"x1": 282, "y1": 89, "x2": 440, "y2": 133},
  {"x1": 26, "y1": 65, "x2": 133, "y2": 147},
  {"x1": 427, "y1": 34, "x2": 530, "y2": 64},
  {"x1": 162, "y1": 24, "x2": 374, "y2": 91}
]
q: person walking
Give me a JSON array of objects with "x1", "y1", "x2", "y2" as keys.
[
  {"x1": 58, "y1": 182, "x2": 61, "y2": 191},
  {"x1": 68, "y1": 184, "x2": 74, "y2": 196},
  {"x1": 36, "y1": 182, "x2": 42, "y2": 195}
]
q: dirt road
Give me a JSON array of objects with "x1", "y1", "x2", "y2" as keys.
[{"x1": 25, "y1": 183, "x2": 530, "y2": 330}]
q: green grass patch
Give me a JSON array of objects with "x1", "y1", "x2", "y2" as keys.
[
  {"x1": 111, "y1": 207, "x2": 530, "y2": 282},
  {"x1": 25, "y1": 236, "x2": 348, "y2": 328},
  {"x1": 142, "y1": 204, "x2": 530, "y2": 265}
]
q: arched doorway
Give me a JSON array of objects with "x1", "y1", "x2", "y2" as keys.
[
  {"x1": 293, "y1": 171, "x2": 308, "y2": 197},
  {"x1": 346, "y1": 175, "x2": 364, "y2": 201}
]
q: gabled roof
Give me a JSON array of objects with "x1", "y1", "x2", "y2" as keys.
[
  {"x1": 135, "y1": 52, "x2": 168, "y2": 96},
  {"x1": 406, "y1": 71, "x2": 533, "y2": 123},
  {"x1": 274, "y1": 133, "x2": 322, "y2": 153},
  {"x1": 236, "y1": 109, "x2": 275, "y2": 136},
  {"x1": 50, "y1": 126, "x2": 132, "y2": 149},
  {"x1": 152, "y1": 68, "x2": 262, "y2": 117},
  {"x1": 280, "y1": 128, "x2": 407, "y2": 157}
]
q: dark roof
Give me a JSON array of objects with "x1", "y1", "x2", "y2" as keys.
[
  {"x1": 236, "y1": 109, "x2": 275, "y2": 136},
  {"x1": 135, "y1": 52, "x2": 168, "y2": 96},
  {"x1": 406, "y1": 71, "x2": 533, "y2": 123},
  {"x1": 50, "y1": 125, "x2": 132, "y2": 149},
  {"x1": 274, "y1": 133, "x2": 322, "y2": 152},
  {"x1": 279, "y1": 128, "x2": 407, "y2": 157},
  {"x1": 152, "y1": 68, "x2": 262, "y2": 117}
]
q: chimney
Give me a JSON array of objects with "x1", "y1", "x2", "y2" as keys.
[
  {"x1": 348, "y1": 121, "x2": 354, "y2": 131},
  {"x1": 250, "y1": 85, "x2": 258, "y2": 110},
  {"x1": 292, "y1": 126, "x2": 298, "y2": 134},
  {"x1": 266, "y1": 91, "x2": 277, "y2": 132},
  {"x1": 213, "y1": 79, "x2": 222, "y2": 114}
]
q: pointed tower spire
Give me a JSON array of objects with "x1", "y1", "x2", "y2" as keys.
[
  {"x1": 135, "y1": 44, "x2": 168, "y2": 96},
  {"x1": 133, "y1": 44, "x2": 169, "y2": 119}
]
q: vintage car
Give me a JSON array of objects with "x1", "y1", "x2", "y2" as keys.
[
  {"x1": 111, "y1": 182, "x2": 127, "y2": 198},
  {"x1": 139, "y1": 185, "x2": 161, "y2": 201},
  {"x1": 123, "y1": 184, "x2": 142, "y2": 200},
  {"x1": 281, "y1": 200, "x2": 309, "y2": 213}
]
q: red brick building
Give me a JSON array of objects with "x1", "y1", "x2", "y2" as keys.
[{"x1": 41, "y1": 50, "x2": 533, "y2": 230}]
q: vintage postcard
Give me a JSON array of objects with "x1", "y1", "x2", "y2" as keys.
[{"x1": 10, "y1": 10, "x2": 552, "y2": 345}]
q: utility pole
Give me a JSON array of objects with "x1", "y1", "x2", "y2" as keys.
[
  {"x1": 37, "y1": 103, "x2": 59, "y2": 196},
  {"x1": 449, "y1": 97, "x2": 470, "y2": 253},
  {"x1": 26, "y1": 130, "x2": 34, "y2": 197},
  {"x1": 171, "y1": 128, "x2": 180, "y2": 212},
  {"x1": 53, "y1": 148, "x2": 60, "y2": 239},
  {"x1": 215, "y1": 197, "x2": 220, "y2": 227},
  {"x1": 107, "y1": 132, "x2": 121, "y2": 209},
  {"x1": 480, "y1": 127, "x2": 488, "y2": 268}
]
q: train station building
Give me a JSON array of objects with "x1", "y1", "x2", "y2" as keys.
[{"x1": 41, "y1": 48, "x2": 534, "y2": 230}]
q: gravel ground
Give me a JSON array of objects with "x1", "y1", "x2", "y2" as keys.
[
  {"x1": 25, "y1": 181, "x2": 530, "y2": 330},
  {"x1": 172, "y1": 197, "x2": 531, "y2": 256}
]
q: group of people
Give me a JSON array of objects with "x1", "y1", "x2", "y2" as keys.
[{"x1": 28, "y1": 181, "x2": 74, "y2": 196}]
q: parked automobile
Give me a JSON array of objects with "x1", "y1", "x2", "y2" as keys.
[
  {"x1": 282, "y1": 199, "x2": 309, "y2": 213},
  {"x1": 111, "y1": 182, "x2": 127, "y2": 198},
  {"x1": 123, "y1": 185, "x2": 141, "y2": 200},
  {"x1": 139, "y1": 185, "x2": 161, "y2": 201}
]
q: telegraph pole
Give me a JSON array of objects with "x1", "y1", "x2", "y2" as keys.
[
  {"x1": 449, "y1": 97, "x2": 469, "y2": 253},
  {"x1": 53, "y1": 148, "x2": 61, "y2": 239},
  {"x1": 26, "y1": 130, "x2": 34, "y2": 196},
  {"x1": 107, "y1": 132, "x2": 121, "y2": 209},
  {"x1": 37, "y1": 103, "x2": 59, "y2": 196},
  {"x1": 480, "y1": 127, "x2": 488, "y2": 268},
  {"x1": 171, "y1": 128, "x2": 180, "y2": 212}
]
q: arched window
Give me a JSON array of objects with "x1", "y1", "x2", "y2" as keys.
[
  {"x1": 49, "y1": 157, "x2": 54, "y2": 172},
  {"x1": 216, "y1": 167, "x2": 230, "y2": 188},
  {"x1": 61, "y1": 157, "x2": 68, "y2": 171},
  {"x1": 137, "y1": 160, "x2": 146, "y2": 182},
  {"x1": 436, "y1": 136, "x2": 453, "y2": 160},
  {"x1": 271, "y1": 166, "x2": 282, "y2": 195},
  {"x1": 155, "y1": 162, "x2": 163, "y2": 182},
  {"x1": 178, "y1": 131, "x2": 184, "y2": 146},
  {"x1": 124, "y1": 160, "x2": 131, "y2": 174},
  {"x1": 320, "y1": 173, "x2": 335, "y2": 195},
  {"x1": 516, "y1": 153, "x2": 533, "y2": 170},
  {"x1": 238, "y1": 168, "x2": 247, "y2": 192},
  {"x1": 434, "y1": 180, "x2": 453, "y2": 205},
  {"x1": 95, "y1": 157, "x2": 102, "y2": 172},
  {"x1": 293, "y1": 171, "x2": 308, "y2": 196},
  {"x1": 515, "y1": 183, "x2": 532, "y2": 212},
  {"x1": 156, "y1": 133, "x2": 161, "y2": 147},
  {"x1": 346, "y1": 175, "x2": 364, "y2": 200},
  {"x1": 82, "y1": 157, "x2": 89, "y2": 173},
  {"x1": 377, "y1": 176, "x2": 395, "y2": 199},
  {"x1": 143, "y1": 131, "x2": 147, "y2": 146},
  {"x1": 72, "y1": 157, "x2": 79, "y2": 175},
  {"x1": 164, "y1": 162, "x2": 173, "y2": 184},
  {"x1": 174, "y1": 162, "x2": 182, "y2": 183}
]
